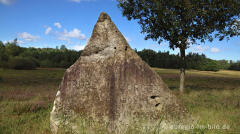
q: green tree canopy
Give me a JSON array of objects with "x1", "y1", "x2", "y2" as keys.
[{"x1": 118, "y1": 0, "x2": 240, "y2": 48}]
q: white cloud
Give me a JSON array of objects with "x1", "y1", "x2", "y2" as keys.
[
  {"x1": 65, "y1": 29, "x2": 86, "y2": 39},
  {"x1": 3, "y1": 39, "x2": 24, "y2": 44},
  {"x1": 210, "y1": 47, "x2": 220, "y2": 53},
  {"x1": 57, "y1": 28, "x2": 86, "y2": 42},
  {"x1": 0, "y1": 0, "x2": 15, "y2": 5},
  {"x1": 69, "y1": 0, "x2": 95, "y2": 3},
  {"x1": 70, "y1": 0, "x2": 81, "y2": 3},
  {"x1": 18, "y1": 32, "x2": 40, "y2": 42},
  {"x1": 191, "y1": 45, "x2": 220, "y2": 53},
  {"x1": 72, "y1": 44, "x2": 85, "y2": 50},
  {"x1": 45, "y1": 27, "x2": 52, "y2": 35},
  {"x1": 17, "y1": 40, "x2": 25, "y2": 44},
  {"x1": 192, "y1": 45, "x2": 209, "y2": 53},
  {"x1": 54, "y1": 22, "x2": 62, "y2": 29}
]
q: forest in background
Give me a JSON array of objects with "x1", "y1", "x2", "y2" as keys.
[{"x1": 0, "y1": 39, "x2": 239, "y2": 71}]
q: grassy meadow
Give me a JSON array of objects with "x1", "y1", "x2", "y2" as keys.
[{"x1": 0, "y1": 68, "x2": 240, "y2": 134}]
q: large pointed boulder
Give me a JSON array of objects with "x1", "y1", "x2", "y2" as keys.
[{"x1": 50, "y1": 12, "x2": 187, "y2": 133}]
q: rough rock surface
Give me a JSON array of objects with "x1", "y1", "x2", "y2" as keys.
[{"x1": 50, "y1": 12, "x2": 187, "y2": 133}]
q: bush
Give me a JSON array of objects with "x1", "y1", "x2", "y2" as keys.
[
  {"x1": 198, "y1": 59, "x2": 220, "y2": 72},
  {"x1": 204, "y1": 64, "x2": 220, "y2": 72},
  {"x1": 8, "y1": 57, "x2": 36, "y2": 70}
]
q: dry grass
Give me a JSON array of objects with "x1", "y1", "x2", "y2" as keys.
[{"x1": 154, "y1": 68, "x2": 240, "y2": 78}]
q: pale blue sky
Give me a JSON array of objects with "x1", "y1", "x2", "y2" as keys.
[{"x1": 0, "y1": 0, "x2": 239, "y2": 61}]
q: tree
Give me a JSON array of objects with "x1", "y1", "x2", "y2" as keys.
[
  {"x1": 60, "y1": 45, "x2": 67, "y2": 51},
  {"x1": 5, "y1": 38, "x2": 22, "y2": 57},
  {"x1": 229, "y1": 61, "x2": 240, "y2": 71},
  {"x1": 117, "y1": 0, "x2": 240, "y2": 93},
  {"x1": 0, "y1": 41, "x2": 8, "y2": 68},
  {"x1": 137, "y1": 49, "x2": 157, "y2": 66}
]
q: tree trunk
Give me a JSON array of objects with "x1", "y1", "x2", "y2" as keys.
[{"x1": 179, "y1": 47, "x2": 186, "y2": 93}]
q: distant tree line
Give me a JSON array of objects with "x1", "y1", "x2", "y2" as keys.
[
  {"x1": 229, "y1": 61, "x2": 240, "y2": 71},
  {"x1": 0, "y1": 39, "x2": 239, "y2": 71},
  {"x1": 0, "y1": 39, "x2": 81, "y2": 69},
  {"x1": 136, "y1": 49, "x2": 239, "y2": 71}
]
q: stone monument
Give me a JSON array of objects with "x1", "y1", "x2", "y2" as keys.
[{"x1": 50, "y1": 12, "x2": 187, "y2": 134}]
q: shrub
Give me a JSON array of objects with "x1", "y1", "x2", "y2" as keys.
[
  {"x1": 198, "y1": 59, "x2": 220, "y2": 72},
  {"x1": 8, "y1": 57, "x2": 36, "y2": 70}
]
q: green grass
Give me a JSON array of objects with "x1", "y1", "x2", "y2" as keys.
[{"x1": 0, "y1": 68, "x2": 240, "y2": 134}]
